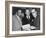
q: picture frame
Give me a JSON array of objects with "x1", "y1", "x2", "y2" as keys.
[{"x1": 5, "y1": 1, "x2": 45, "y2": 37}]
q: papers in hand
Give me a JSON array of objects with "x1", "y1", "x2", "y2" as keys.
[
  {"x1": 31, "y1": 26, "x2": 36, "y2": 29},
  {"x1": 22, "y1": 24, "x2": 36, "y2": 31},
  {"x1": 22, "y1": 24, "x2": 31, "y2": 31}
]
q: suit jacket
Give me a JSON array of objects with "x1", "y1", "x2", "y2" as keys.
[
  {"x1": 22, "y1": 13, "x2": 34, "y2": 25},
  {"x1": 12, "y1": 15, "x2": 22, "y2": 31},
  {"x1": 33, "y1": 15, "x2": 40, "y2": 30}
]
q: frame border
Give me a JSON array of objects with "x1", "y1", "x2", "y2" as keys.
[{"x1": 5, "y1": 1, "x2": 45, "y2": 37}]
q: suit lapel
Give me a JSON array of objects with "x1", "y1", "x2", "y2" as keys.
[{"x1": 16, "y1": 16, "x2": 22, "y2": 26}]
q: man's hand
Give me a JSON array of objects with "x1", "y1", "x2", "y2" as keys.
[
  {"x1": 30, "y1": 26, "x2": 36, "y2": 29},
  {"x1": 22, "y1": 24, "x2": 31, "y2": 31}
]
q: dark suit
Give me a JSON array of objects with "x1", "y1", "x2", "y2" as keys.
[
  {"x1": 22, "y1": 13, "x2": 34, "y2": 25},
  {"x1": 33, "y1": 15, "x2": 40, "y2": 30}
]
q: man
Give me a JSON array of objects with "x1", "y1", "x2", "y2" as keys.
[
  {"x1": 22, "y1": 9, "x2": 34, "y2": 25},
  {"x1": 22, "y1": 9, "x2": 34, "y2": 31},
  {"x1": 12, "y1": 9, "x2": 22, "y2": 31},
  {"x1": 31, "y1": 9, "x2": 40, "y2": 30}
]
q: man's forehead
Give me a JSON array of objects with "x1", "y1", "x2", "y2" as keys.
[
  {"x1": 26, "y1": 9, "x2": 29, "y2": 12},
  {"x1": 18, "y1": 10, "x2": 21, "y2": 11},
  {"x1": 31, "y1": 9, "x2": 36, "y2": 12}
]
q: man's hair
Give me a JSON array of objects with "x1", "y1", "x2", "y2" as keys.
[{"x1": 25, "y1": 8, "x2": 30, "y2": 12}]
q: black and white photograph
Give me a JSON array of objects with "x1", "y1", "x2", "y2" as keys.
[
  {"x1": 12, "y1": 7, "x2": 40, "y2": 31},
  {"x1": 6, "y1": 2, "x2": 45, "y2": 36}
]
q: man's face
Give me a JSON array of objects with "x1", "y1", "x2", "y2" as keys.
[
  {"x1": 17, "y1": 10, "x2": 22, "y2": 16},
  {"x1": 31, "y1": 9, "x2": 37, "y2": 18},
  {"x1": 25, "y1": 9, "x2": 30, "y2": 16}
]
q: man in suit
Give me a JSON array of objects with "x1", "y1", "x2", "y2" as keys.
[
  {"x1": 22, "y1": 9, "x2": 34, "y2": 31},
  {"x1": 22, "y1": 9, "x2": 34, "y2": 25},
  {"x1": 31, "y1": 9, "x2": 40, "y2": 30},
  {"x1": 12, "y1": 9, "x2": 22, "y2": 31}
]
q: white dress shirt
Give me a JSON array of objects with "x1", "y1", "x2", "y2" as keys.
[{"x1": 26, "y1": 16, "x2": 30, "y2": 19}]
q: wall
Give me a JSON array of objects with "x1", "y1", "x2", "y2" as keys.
[{"x1": 0, "y1": 0, "x2": 46, "y2": 38}]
